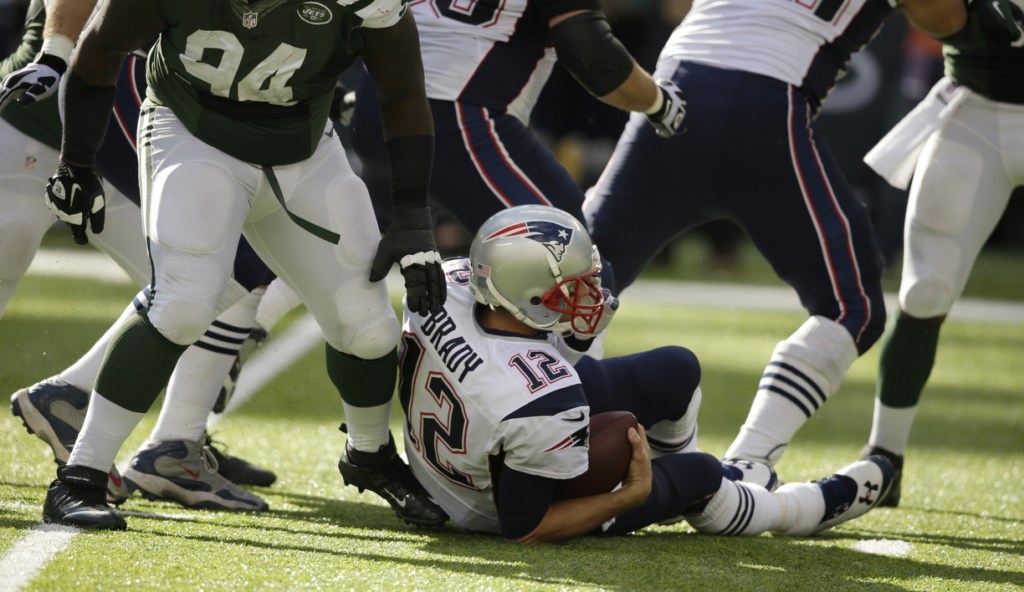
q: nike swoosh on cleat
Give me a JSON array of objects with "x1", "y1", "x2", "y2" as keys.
[
  {"x1": 383, "y1": 490, "x2": 408, "y2": 508},
  {"x1": 181, "y1": 465, "x2": 201, "y2": 479}
]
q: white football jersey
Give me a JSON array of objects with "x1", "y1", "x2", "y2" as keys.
[
  {"x1": 663, "y1": 0, "x2": 898, "y2": 102},
  {"x1": 410, "y1": 0, "x2": 556, "y2": 121},
  {"x1": 400, "y1": 258, "x2": 590, "y2": 533}
]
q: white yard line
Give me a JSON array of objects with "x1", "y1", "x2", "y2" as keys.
[{"x1": 0, "y1": 525, "x2": 79, "y2": 592}]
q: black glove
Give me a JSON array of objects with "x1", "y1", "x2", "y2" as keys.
[
  {"x1": 646, "y1": 79, "x2": 687, "y2": 138},
  {"x1": 0, "y1": 52, "x2": 67, "y2": 113},
  {"x1": 45, "y1": 161, "x2": 106, "y2": 245},
  {"x1": 370, "y1": 206, "x2": 446, "y2": 316},
  {"x1": 973, "y1": 0, "x2": 1024, "y2": 45},
  {"x1": 329, "y1": 82, "x2": 356, "y2": 127}
]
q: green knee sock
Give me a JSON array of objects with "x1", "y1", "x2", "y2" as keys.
[
  {"x1": 95, "y1": 312, "x2": 189, "y2": 413},
  {"x1": 877, "y1": 312, "x2": 943, "y2": 408},
  {"x1": 326, "y1": 345, "x2": 397, "y2": 407}
]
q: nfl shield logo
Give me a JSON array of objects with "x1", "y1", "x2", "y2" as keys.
[{"x1": 242, "y1": 11, "x2": 258, "y2": 28}]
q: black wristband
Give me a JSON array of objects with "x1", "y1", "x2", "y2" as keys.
[
  {"x1": 386, "y1": 134, "x2": 434, "y2": 210},
  {"x1": 61, "y1": 71, "x2": 117, "y2": 166},
  {"x1": 36, "y1": 52, "x2": 68, "y2": 75}
]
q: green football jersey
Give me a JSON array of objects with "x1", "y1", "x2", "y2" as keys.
[
  {"x1": 147, "y1": 0, "x2": 404, "y2": 165},
  {"x1": 945, "y1": 42, "x2": 1024, "y2": 105}
]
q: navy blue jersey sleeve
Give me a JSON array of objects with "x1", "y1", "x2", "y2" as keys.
[{"x1": 496, "y1": 464, "x2": 557, "y2": 539}]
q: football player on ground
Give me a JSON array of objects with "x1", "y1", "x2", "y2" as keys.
[
  {"x1": 1, "y1": 0, "x2": 279, "y2": 510},
  {"x1": 31, "y1": 0, "x2": 448, "y2": 531},
  {"x1": 860, "y1": 1, "x2": 1024, "y2": 506},
  {"x1": 581, "y1": 0, "x2": 1014, "y2": 475},
  {"x1": 400, "y1": 205, "x2": 894, "y2": 542},
  {"x1": 350, "y1": 0, "x2": 688, "y2": 325}
]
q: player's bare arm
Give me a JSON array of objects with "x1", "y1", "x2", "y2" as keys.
[
  {"x1": 362, "y1": 9, "x2": 445, "y2": 314},
  {"x1": 72, "y1": 0, "x2": 164, "y2": 87},
  {"x1": 43, "y1": 0, "x2": 100, "y2": 44},
  {"x1": 544, "y1": 1, "x2": 686, "y2": 137},
  {"x1": 361, "y1": 10, "x2": 433, "y2": 140},
  {"x1": 548, "y1": 8, "x2": 658, "y2": 112},
  {"x1": 514, "y1": 426, "x2": 652, "y2": 544}
]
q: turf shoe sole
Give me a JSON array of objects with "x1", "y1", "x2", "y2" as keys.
[
  {"x1": 123, "y1": 439, "x2": 268, "y2": 512},
  {"x1": 11, "y1": 377, "x2": 130, "y2": 505}
]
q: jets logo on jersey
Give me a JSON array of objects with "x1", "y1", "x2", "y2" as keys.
[
  {"x1": 298, "y1": 2, "x2": 333, "y2": 24},
  {"x1": 483, "y1": 221, "x2": 574, "y2": 262}
]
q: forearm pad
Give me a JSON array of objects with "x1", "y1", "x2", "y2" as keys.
[
  {"x1": 61, "y1": 71, "x2": 116, "y2": 166},
  {"x1": 386, "y1": 134, "x2": 434, "y2": 210},
  {"x1": 550, "y1": 12, "x2": 634, "y2": 98}
]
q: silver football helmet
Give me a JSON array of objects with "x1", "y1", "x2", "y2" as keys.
[{"x1": 469, "y1": 205, "x2": 605, "y2": 335}]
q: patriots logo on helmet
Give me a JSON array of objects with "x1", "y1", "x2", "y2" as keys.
[{"x1": 483, "y1": 221, "x2": 574, "y2": 262}]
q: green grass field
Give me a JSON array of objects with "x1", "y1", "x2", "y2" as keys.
[{"x1": 1, "y1": 242, "x2": 1022, "y2": 591}]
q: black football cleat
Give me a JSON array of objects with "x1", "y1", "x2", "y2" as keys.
[
  {"x1": 860, "y1": 445, "x2": 903, "y2": 507},
  {"x1": 337, "y1": 426, "x2": 448, "y2": 530},
  {"x1": 43, "y1": 465, "x2": 127, "y2": 530},
  {"x1": 206, "y1": 436, "x2": 277, "y2": 487}
]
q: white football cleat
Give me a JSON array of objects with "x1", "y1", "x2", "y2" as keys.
[{"x1": 722, "y1": 458, "x2": 780, "y2": 491}]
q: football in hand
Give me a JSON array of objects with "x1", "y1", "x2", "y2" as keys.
[{"x1": 553, "y1": 411, "x2": 639, "y2": 500}]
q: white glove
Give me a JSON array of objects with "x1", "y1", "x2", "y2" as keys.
[
  {"x1": 0, "y1": 51, "x2": 68, "y2": 113},
  {"x1": 645, "y1": 79, "x2": 687, "y2": 138}
]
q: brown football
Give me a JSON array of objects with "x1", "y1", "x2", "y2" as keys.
[{"x1": 553, "y1": 411, "x2": 639, "y2": 500}]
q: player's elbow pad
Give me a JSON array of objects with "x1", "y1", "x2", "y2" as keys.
[{"x1": 550, "y1": 12, "x2": 634, "y2": 98}]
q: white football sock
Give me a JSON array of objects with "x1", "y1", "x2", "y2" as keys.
[
  {"x1": 686, "y1": 478, "x2": 781, "y2": 536},
  {"x1": 254, "y1": 277, "x2": 302, "y2": 333},
  {"x1": 68, "y1": 393, "x2": 145, "y2": 471},
  {"x1": 868, "y1": 401, "x2": 918, "y2": 455},
  {"x1": 648, "y1": 387, "x2": 701, "y2": 456},
  {"x1": 771, "y1": 482, "x2": 827, "y2": 536},
  {"x1": 342, "y1": 401, "x2": 393, "y2": 453},
  {"x1": 60, "y1": 289, "x2": 150, "y2": 392},
  {"x1": 149, "y1": 289, "x2": 263, "y2": 443},
  {"x1": 725, "y1": 316, "x2": 857, "y2": 464}
]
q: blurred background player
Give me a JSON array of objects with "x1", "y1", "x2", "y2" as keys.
[
  {"x1": 860, "y1": 0, "x2": 1024, "y2": 506},
  {"x1": 26, "y1": 0, "x2": 447, "y2": 530},
  {"x1": 399, "y1": 205, "x2": 894, "y2": 542},
  {"x1": 582, "y1": 0, "x2": 996, "y2": 473},
  {"x1": 350, "y1": 0, "x2": 687, "y2": 303}
]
